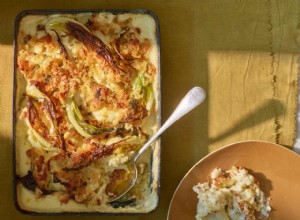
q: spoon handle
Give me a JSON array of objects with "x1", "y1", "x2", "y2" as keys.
[{"x1": 134, "y1": 87, "x2": 206, "y2": 163}]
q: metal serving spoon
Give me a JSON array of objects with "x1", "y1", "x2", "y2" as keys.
[{"x1": 108, "y1": 87, "x2": 206, "y2": 202}]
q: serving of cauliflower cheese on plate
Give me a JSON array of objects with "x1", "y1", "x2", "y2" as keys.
[{"x1": 193, "y1": 166, "x2": 271, "y2": 220}]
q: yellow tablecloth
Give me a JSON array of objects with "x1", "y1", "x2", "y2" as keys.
[{"x1": 0, "y1": 0, "x2": 299, "y2": 219}]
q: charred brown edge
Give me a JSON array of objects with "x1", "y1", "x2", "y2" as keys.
[
  {"x1": 65, "y1": 21, "x2": 113, "y2": 62},
  {"x1": 18, "y1": 170, "x2": 37, "y2": 192},
  {"x1": 27, "y1": 94, "x2": 64, "y2": 149},
  {"x1": 44, "y1": 97, "x2": 64, "y2": 149},
  {"x1": 27, "y1": 96, "x2": 52, "y2": 141},
  {"x1": 52, "y1": 29, "x2": 68, "y2": 59},
  {"x1": 65, "y1": 21, "x2": 127, "y2": 74}
]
